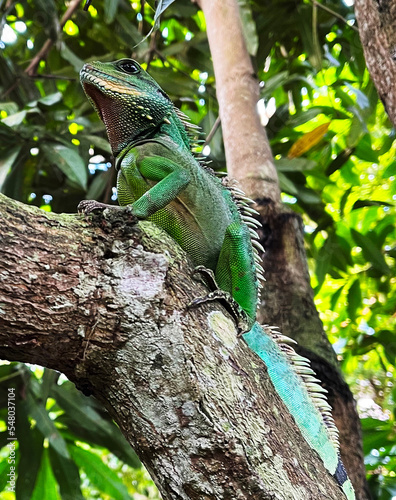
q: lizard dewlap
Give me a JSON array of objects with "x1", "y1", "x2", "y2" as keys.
[{"x1": 79, "y1": 59, "x2": 355, "y2": 499}]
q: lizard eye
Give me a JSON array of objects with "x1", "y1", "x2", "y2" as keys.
[{"x1": 117, "y1": 60, "x2": 140, "y2": 74}]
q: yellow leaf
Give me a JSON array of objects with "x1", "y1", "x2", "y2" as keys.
[{"x1": 288, "y1": 122, "x2": 330, "y2": 158}]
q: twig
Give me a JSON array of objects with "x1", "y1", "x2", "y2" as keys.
[
  {"x1": 203, "y1": 115, "x2": 221, "y2": 147},
  {"x1": 311, "y1": 0, "x2": 358, "y2": 32},
  {"x1": 25, "y1": 0, "x2": 82, "y2": 76}
]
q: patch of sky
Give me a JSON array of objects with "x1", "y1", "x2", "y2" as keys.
[
  {"x1": 88, "y1": 155, "x2": 111, "y2": 174},
  {"x1": 42, "y1": 194, "x2": 53, "y2": 204},
  {"x1": 281, "y1": 193, "x2": 297, "y2": 204},
  {"x1": 202, "y1": 145, "x2": 211, "y2": 156},
  {"x1": 358, "y1": 319, "x2": 375, "y2": 335},
  {"x1": 14, "y1": 21, "x2": 26, "y2": 33},
  {"x1": 1, "y1": 25, "x2": 17, "y2": 44}
]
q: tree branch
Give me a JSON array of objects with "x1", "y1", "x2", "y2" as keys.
[
  {"x1": 355, "y1": 0, "x2": 396, "y2": 127},
  {"x1": 196, "y1": 0, "x2": 369, "y2": 497},
  {"x1": 25, "y1": 0, "x2": 81, "y2": 77},
  {"x1": 197, "y1": 0, "x2": 280, "y2": 203},
  {"x1": 0, "y1": 193, "x2": 345, "y2": 499}
]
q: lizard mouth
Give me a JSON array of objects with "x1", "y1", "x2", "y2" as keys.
[
  {"x1": 81, "y1": 65, "x2": 143, "y2": 122},
  {"x1": 80, "y1": 65, "x2": 142, "y2": 97}
]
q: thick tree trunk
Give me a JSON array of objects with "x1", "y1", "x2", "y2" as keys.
[
  {"x1": 0, "y1": 193, "x2": 345, "y2": 499},
  {"x1": 198, "y1": 0, "x2": 369, "y2": 497},
  {"x1": 355, "y1": 0, "x2": 396, "y2": 128}
]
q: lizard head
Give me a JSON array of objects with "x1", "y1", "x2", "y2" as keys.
[{"x1": 80, "y1": 59, "x2": 174, "y2": 154}]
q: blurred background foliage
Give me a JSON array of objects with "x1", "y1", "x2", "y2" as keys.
[{"x1": 0, "y1": 0, "x2": 395, "y2": 498}]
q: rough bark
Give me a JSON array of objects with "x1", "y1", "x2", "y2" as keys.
[
  {"x1": 0, "y1": 193, "x2": 346, "y2": 499},
  {"x1": 197, "y1": 0, "x2": 369, "y2": 497},
  {"x1": 355, "y1": 0, "x2": 396, "y2": 128}
]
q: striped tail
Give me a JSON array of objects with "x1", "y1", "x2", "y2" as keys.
[{"x1": 243, "y1": 322, "x2": 355, "y2": 500}]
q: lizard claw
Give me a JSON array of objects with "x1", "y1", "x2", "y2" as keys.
[
  {"x1": 78, "y1": 200, "x2": 113, "y2": 214},
  {"x1": 191, "y1": 265, "x2": 218, "y2": 291},
  {"x1": 188, "y1": 267, "x2": 251, "y2": 334}
]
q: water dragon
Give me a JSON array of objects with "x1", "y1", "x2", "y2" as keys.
[{"x1": 78, "y1": 58, "x2": 355, "y2": 499}]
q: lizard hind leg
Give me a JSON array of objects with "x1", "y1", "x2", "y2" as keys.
[
  {"x1": 188, "y1": 266, "x2": 250, "y2": 333},
  {"x1": 188, "y1": 219, "x2": 259, "y2": 333}
]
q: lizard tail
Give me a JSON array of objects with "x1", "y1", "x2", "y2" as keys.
[{"x1": 243, "y1": 322, "x2": 355, "y2": 499}]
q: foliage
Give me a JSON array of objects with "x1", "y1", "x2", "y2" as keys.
[
  {"x1": 0, "y1": 362, "x2": 160, "y2": 500},
  {"x1": 0, "y1": 0, "x2": 395, "y2": 498}
]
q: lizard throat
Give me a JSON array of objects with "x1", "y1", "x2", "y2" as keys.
[{"x1": 82, "y1": 82, "x2": 158, "y2": 154}]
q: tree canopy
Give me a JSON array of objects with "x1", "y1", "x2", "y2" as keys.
[{"x1": 0, "y1": 0, "x2": 395, "y2": 498}]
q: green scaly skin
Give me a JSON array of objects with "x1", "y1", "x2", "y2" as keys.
[{"x1": 79, "y1": 59, "x2": 355, "y2": 499}]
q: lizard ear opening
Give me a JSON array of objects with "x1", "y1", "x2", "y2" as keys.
[{"x1": 116, "y1": 59, "x2": 141, "y2": 75}]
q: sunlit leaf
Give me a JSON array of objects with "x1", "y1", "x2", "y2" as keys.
[
  {"x1": 238, "y1": 0, "x2": 258, "y2": 56},
  {"x1": 351, "y1": 229, "x2": 391, "y2": 275},
  {"x1": 288, "y1": 122, "x2": 330, "y2": 158},
  {"x1": 49, "y1": 446, "x2": 84, "y2": 500},
  {"x1": 0, "y1": 147, "x2": 21, "y2": 191},
  {"x1": 69, "y1": 445, "x2": 132, "y2": 500},
  {"x1": 31, "y1": 449, "x2": 60, "y2": 500},
  {"x1": 347, "y1": 279, "x2": 361, "y2": 322}
]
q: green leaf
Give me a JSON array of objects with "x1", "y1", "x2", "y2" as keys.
[
  {"x1": 347, "y1": 278, "x2": 361, "y2": 322},
  {"x1": 238, "y1": 0, "x2": 258, "y2": 56},
  {"x1": 38, "y1": 92, "x2": 63, "y2": 107},
  {"x1": 330, "y1": 285, "x2": 345, "y2": 310},
  {"x1": 0, "y1": 455, "x2": 12, "y2": 492},
  {"x1": 69, "y1": 445, "x2": 132, "y2": 500},
  {"x1": 325, "y1": 148, "x2": 354, "y2": 176},
  {"x1": 344, "y1": 82, "x2": 369, "y2": 110},
  {"x1": 1, "y1": 110, "x2": 27, "y2": 127},
  {"x1": 51, "y1": 383, "x2": 140, "y2": 468},
  {"x1": 15, "y1": 398, "x2": 44, "y2": 499},
  {"x1": 276, "y1": 157, "x2": 316, "y2": 172},
  {"x1": 49, "y1": 446, "x2": 83, "y2": 500},
  {"x1": 287, "y1": 107, "x2": 350, "y2": 128},
  {"x1": 315, "y1": 233, "x2": 337, "y2": 291},
  {"x1": 30, "y1": 449, "x2": 60, "y2": 500},
  {"x1": 277, "y1": 172, "x2": 298, "y2": 195},
  {"x1": 42, "y1": 144, "x2": 87, "y2": 189},
  {"x1": 353, "y1": 134, "x2": 378, "y2": 162},
  {"x1": 0, "y1": 147, "x2": 21, "y2": 191},
  {"x1": 82, "y1": 134, "x2": 112, "y2": 154},
  {"x1": 384, "y1": 161, "x2": 396, "y2": 178},
  {"x1": 260, "y1": 71, "x2": 289, "y2": 97},
  {"x1": 59, "y1": 43, "x2": 85, "y2": 73},
  {"x1": 376, "y1": 330, "x2": 396, "y2": 364},
  {"x1": 104, "y1": 0, "x2": 120, "y2": 23},
  {"x1": 352, "y1": 200, "x2": 393, "y2": 210},
  {"x1": 86, "y1": 171, "x2": 111, "y2": 200},
  {"x1": 0, "y1": 102, "x2": 19, "y2": 115},
  {"x1": 351, "y1": 229, "x2": 391, "y2": 275},
  {"x1": 16, "y1": 428, "x2": 44, "y2": 499},
  {"x1": 25, "y1": 390, "x2": 70, "y2": 459}
]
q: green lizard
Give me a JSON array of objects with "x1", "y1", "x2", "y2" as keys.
[{"x1": 79, "y1": 58, "x2": 355, "y2": 500}]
